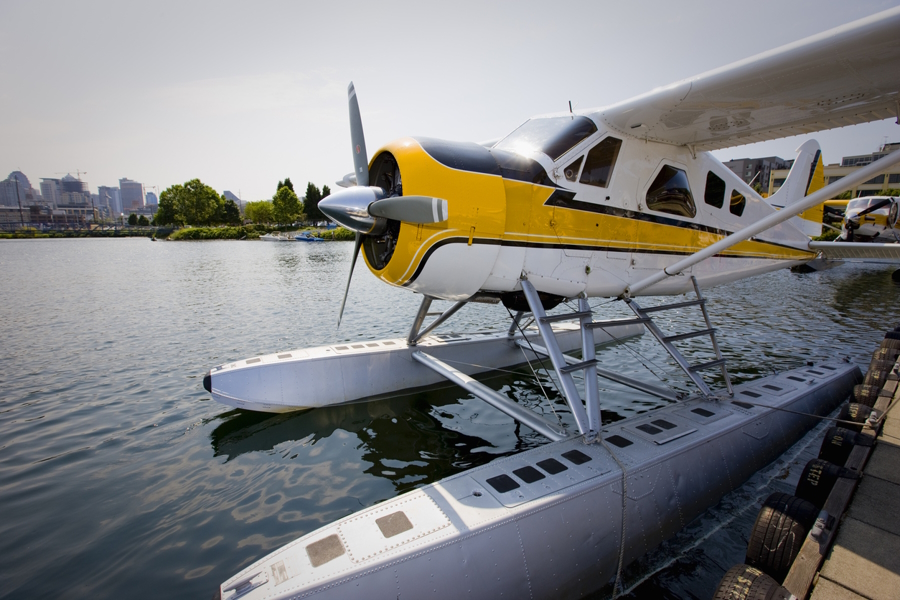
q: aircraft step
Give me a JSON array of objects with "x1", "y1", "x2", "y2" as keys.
[
  {"x1": 663, "y1": 328, "x2": 718, "y2": 343},
  {"x1": 560, "y1": 358, "x2": 599, "y2": 374},
  {"x1": 539, "y1": 310, "x2": 593, "y2": 324},
  {"x1": 587, "y1": 317, "x2": 649, "y2": 328},
  {"x1": 626, "y1": 276, "x2": 733, "y2": 398},
  {"x1": 689, "y1": 358, "x2": 728, "y2": 372},
  {"x1": 640, "y1": 299, "x2": 706, "y2": 313},
  {"x1": 515, "y1": 340, "x2": 678, "y2": 401}
]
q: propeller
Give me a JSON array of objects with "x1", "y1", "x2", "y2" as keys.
[
  {"x1": 855, "y1": 197, "x2": 892, "y2": 219},
  {"x1": 845, "y1": 198, "x2": 893, "y2": 238},
  {"x1": 320, "y1": 82, "x2": 451, "y2": 326}
]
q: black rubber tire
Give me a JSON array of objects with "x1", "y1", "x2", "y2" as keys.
[
  {"x1": 818, "y1": 426, "x2": 870, "y2": 466},
  {"x1": 853, "y1": 383, "x2": 884, "y2": 405},
  {"x1": 713, "y1": 564, "x2": 792, "y2": 600},
  {"x1": 745, "y1": 492, "x2": 818, "y2": 583},
  {"x1": 863, "y1": 368, "x2": 891, "y2": 386},
  {"x1": 837, "y1": 402, "x2": 871, "y2": 431},
  {"x1": 873, "y1": 347, "x2": 900, "y2": 363},
  {"x1": 795, "y1": 459, "x2": 851, "y2": 508}
]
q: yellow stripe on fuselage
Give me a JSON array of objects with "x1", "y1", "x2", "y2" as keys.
[{"x1": 367, "y1": 139, "x2": 812, "y2": 288}]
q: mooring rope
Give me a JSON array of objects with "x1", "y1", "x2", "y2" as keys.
[
  {"x1": 598, "y1": 435, "x2": 629, "y2": 599},
  {"x1": 504, "y1": 306, "x2": 564, "y2": 425}
]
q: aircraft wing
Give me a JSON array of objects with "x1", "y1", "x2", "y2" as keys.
[
  {"x1": 809, "y1": 241, "x2": 900, "y2": 261},
  {"x1": 595, "y1": 7, "x2": 900, "y2": 152}
]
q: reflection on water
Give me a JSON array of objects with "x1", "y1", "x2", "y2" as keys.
[{"x1": 0, "y1": 238, "x2": 897, "y2": 599}]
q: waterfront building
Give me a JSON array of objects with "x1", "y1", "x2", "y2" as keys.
[
  {"x1": 119, "y1": 178, "x2": 144, "y2": 211},
  {"x1": 769, "y1": 142, "x2": 900, "y2": 197},
  {"x1": 40, "y1": 178, "x2": 60, "y2": 207},
  {"x1": 98, "y1": 186, "x2": 122, "y2": 216},
  {"x1": 723, "y1": 156, "x2": 791, "y2": 191},
  {"x1": 223, "y1": 190, "x2": 244, "y2": 211},
  {"x1": 145, "y1": 191, "x2": 158, "y2": 207},
  {"x1": 0, "y1": 171, "x2": 39, "y2": 207}
]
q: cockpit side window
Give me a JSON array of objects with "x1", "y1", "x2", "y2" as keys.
[
  {"x1": 564, "y1": 156, "x2": 584, "y2": 182},
  {"x1": 730, "y1": 190, "x2": 746, "y2": 216},
  {"x1": 579, "y1": 136, "x2": 622, "y2": 188},
  {"x1": 493, "y1": 116, "x2": 597, "y2": 161},
  {"x1": 704, "y1": 172, "x2": 726, "y2": 209},
  {"x1": 646, "y1": 165, "x2": 696, "y2": 218}
]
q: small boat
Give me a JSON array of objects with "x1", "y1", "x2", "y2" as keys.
[
  {"x1": 259, "y1": 233, "x2": 293, "y2": 242},
  {"x1": 295, "y1": 232, "x2": 324, "y2": 242}
]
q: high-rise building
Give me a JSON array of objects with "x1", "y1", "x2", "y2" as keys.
[
  {"x1": 40, "y1": 178, "x2": 61, "y2": 207},
  {"x1": 119, "y1": 178, "x2": 144, "y2": 212},
  {"x1": 98, "y1": 186, "x2": 122, "y2": 216},
  {"x1": 58, "y1": 174, "x2": 92, "y2": 207},
  {"x1": 223, "y1": 190, "x2": 243, "y2": 210},
  {"x1": 145, "y1": 191, "x2": 158, "y2": 206},
  {"x1": 722, "y1": 156, "x2": 790, "y2": 192},
  {"x1": 1, "y1": 171, "x2": 35, "y2": 207}
]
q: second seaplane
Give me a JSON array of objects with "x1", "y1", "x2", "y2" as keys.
[{"x1": 212, "y1": 8, "x2": 900, "y2": 600}]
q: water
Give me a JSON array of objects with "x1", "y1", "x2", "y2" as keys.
[{"x1": 0, "y1": 238, "x2": 897, "y2": 599}]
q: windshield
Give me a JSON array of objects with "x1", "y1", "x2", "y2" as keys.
[
  {"x1": 494, "y1": 116, "x2": 597, "y2": 161},
  {"x1": 847, "y1": 197, "x2": 887, "y2": 212}
]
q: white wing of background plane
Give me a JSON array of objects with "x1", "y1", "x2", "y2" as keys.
[
  {"x1": 594, "y1": 7, "x2": 900, "y2": 152},
  {"x1": 809, "y1": 241, "x2": 900, "y2": 261}
]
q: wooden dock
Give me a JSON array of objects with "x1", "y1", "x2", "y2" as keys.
[{"x1": 783, "y1": 348, "x2": 900, "y2": 599}]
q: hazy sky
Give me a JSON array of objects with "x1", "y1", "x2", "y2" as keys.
[{"x1": 2, "y1": 0, "x2": 899, "y2": 201}]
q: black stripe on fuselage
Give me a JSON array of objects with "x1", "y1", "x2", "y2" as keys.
[
  {"x1": 544, "y1": 193, "x2": 734, "y2": 238},
  {"x1": 401, "y1": 236, "x2": 806, "y2": 287},
  {"x1": 415, "y1": 137, "x2": 555, "y2": 186}
]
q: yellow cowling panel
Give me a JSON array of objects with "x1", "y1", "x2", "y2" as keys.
[{"x1": 364, "y1": 138, "x2": 506, "y2": 287}]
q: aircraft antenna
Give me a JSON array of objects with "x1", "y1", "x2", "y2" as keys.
[{"x1": 568, "y1": 100, "x2": 573, "y2": 114}]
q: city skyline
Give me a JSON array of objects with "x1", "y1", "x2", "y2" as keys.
[{"x1": 3, "y1": 1, "x2": 900, "y2": 202}]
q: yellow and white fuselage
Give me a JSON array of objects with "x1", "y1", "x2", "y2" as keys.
[{"x1": 360, "y1": 123, "x2": 815, "y2": 303}]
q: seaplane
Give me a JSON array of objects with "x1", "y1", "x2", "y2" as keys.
[
  {"x1": 212, "y1": 7, "x2": 900, "y2": 599},
  {"x1": 839, "y1": 195, "x2": 899, "y2": 242}
]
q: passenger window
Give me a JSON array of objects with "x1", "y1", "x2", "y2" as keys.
[
  {"x1": 579, "y1": 136, "x2": 622, "y2": 188},
  {"x1": 730, "y1": 190, "x2": 746, "y2": 216},
  {"x1": 704, "y1": 172, "x2": 726, "y2": 208},
  {"x1": 646, "y1": 165, "x2": 696, "y2": 218},
  {"x1": 564, "y1": 156, "x2": 584, "y2": 182}
]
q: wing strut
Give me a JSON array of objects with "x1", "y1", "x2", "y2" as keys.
[{"x1": 625, "y1": 149, "x2": 900, "y2": 297}]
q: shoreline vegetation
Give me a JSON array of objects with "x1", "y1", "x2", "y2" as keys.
[{"x1": 0, "y1": 225, "x2": 356, "y2": 241}]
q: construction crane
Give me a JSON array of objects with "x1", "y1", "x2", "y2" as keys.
[{"x1": 55, "y1": 170, "x2": 87, "y2": 180}]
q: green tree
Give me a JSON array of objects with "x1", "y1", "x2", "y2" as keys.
[
  {"x1": 305, "y1": 182, "x2": 325, "y2": 223},
  {"x1": 128, "y1": 213, "x2": 138, "y2": 226},
  {"x1": 155, "y1": 189, "x2": 179, "y2": 225},
  {"x1": 157, "y1": 179, "x2": 223, "y2": 226},
  {"x1": 277, "y1": 178, "x2": 295, "y2": 193},
  {"x1": 273, "y1": 186, "x2": 302, "y2": 224},
  {"x1": 244, "y1": 200, "x2": 275, "y2": 223},
  {"x1": 222, "y1": 199, "x2": 242, "y2": 225},
  {"x1": 137, "y1": 214, "x2": 150, "y2": 226}
]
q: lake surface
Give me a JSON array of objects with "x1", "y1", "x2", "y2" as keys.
[{"x1": 0, "y1": 238, "x2": 898, "y2": 599}]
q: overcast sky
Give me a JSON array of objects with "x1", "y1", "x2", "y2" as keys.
[{"x1": 2, "y1": 0, "x2": 899, "y2": 201}]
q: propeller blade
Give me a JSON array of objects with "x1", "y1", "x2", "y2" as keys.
[
  {"x1": 856, "y1": 197, "x2": 893, "y2": 218},
  {"x1": 348, "y1": 82, "x2": 369, "y2": 188},
  {"x1": 368, "y1": 196, "x2": 449, "y2": 224},
  {"x1": 337, "y1": 232, "x2": 363, "y2": 327}
]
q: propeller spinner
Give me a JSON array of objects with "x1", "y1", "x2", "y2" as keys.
[{"x1": 320, "y1": 82, "x2": 450, "y2": 326}]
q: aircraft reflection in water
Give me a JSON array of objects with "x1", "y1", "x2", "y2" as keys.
[
  {"x1": 210, "y1": 382, "x2": 558, "y2": 494},
  {"x1": 215, "y1": 8, "x2": 900, "y2": 600}
]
